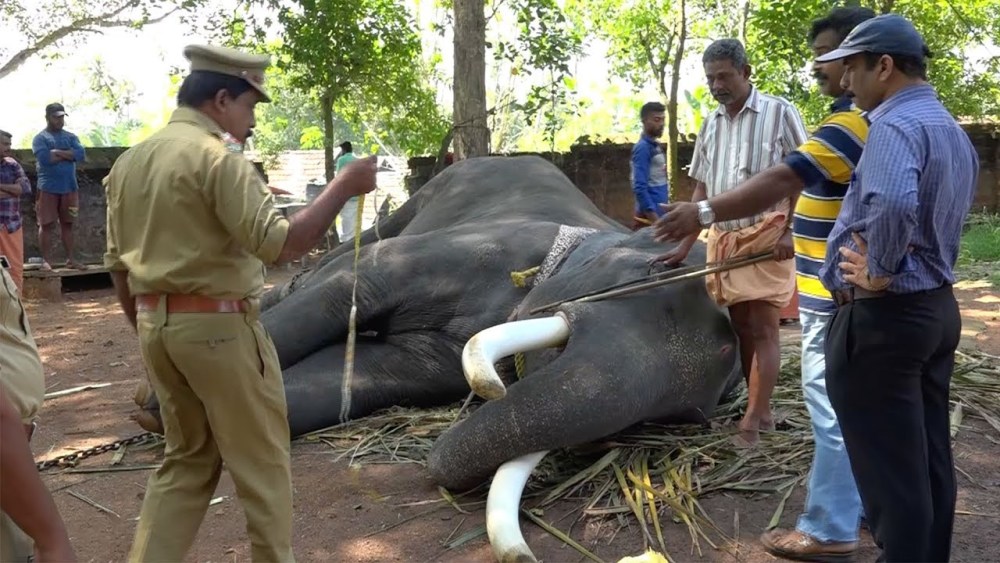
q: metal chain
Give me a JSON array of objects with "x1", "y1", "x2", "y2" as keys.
[{"x1": 35, "y1": 432, "x2": 160, "y2": 472}]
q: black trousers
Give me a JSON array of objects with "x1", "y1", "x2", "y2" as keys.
[{"x1": 825, "y1": 285, "x2": 961, "y2": 563}]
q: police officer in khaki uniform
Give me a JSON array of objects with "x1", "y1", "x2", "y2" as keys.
[
  {"x1": 1, "y1": 266, "x2": 77, "y2": 563},
  {"x1": 103, "y1": 44, "x2": 377, "y2": 563}
]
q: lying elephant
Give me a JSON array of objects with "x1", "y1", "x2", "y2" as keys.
[{"x1": 131, "y1": 155, "x2": 742, "y2": 561}]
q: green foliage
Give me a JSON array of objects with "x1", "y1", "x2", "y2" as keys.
[
  {"x1": 495, "y1": 0, "x2": 585, "y2": 149},
  {"x1": 229, "y1": 0, "x2": 448, "y2": 158},
  {"x1": 569, "y1": 0, "x2": 678, "y2": 97},
  {"x1": 746, "y1": 0, "x2": 1000, "y2": 126},
  {"x1": 959, "y1": 215, "x2": 1000, "y2": 265},
  {"x1": 0, "y1": 0, "x2": 211, "y2": 79}
]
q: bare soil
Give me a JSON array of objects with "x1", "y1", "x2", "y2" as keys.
[{"x1": 23, "y1": 270, "x2": 1000, "y2": 563}]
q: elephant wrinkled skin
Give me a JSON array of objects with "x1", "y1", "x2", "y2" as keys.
[{"x1": 131, "y1": 155, "x2": 742, "y2": 493}]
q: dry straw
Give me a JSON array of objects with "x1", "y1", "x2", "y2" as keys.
[{"x1": 299, "y1": 344, "x2": 1000, "y2": 562}]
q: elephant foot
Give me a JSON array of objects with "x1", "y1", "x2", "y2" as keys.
[
  {"x1": 131, "y1": 410, "x2": 164, "y2": 435},
  {"x1": 132, "y1": 379, "x2": 164, "y2": 435}
]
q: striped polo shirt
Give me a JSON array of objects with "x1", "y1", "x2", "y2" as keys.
[
  {"x1": 785, "y1": 95, "x2": 868, "y2": 314},
  {"x1": 690, "y1": 86, "x2": 809, "y2": 231}
]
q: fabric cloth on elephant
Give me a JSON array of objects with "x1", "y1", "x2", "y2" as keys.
[
  {"x1": 704, "y1": 203, "x2": 795, "y2": 308},
  {"x1": 535, "y1": 225, "x2": 599, "y2": 286},
  {"x1": 0, "y1": 267, "x2": 47, "y2": 562}
]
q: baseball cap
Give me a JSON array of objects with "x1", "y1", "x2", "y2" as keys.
[
  {"x1": 45, "y1": 103, "x2": 68, "y2": 117},
  {"x1": 815, "y1": 14, "x2": 930, "y2": 63}
]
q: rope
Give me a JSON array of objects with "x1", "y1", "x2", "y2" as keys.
[
  {"x1": 339, "y1": 192, "x2": 366, "y2": 423},
  {"x1": 510, "y1": 266, "x2": 541, "y2": 288},
  {"x1": 514, "y1": 352, "x2": 526, "y2": 380}
]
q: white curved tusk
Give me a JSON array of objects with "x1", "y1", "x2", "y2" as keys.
[
  {"x1": 486, "y1": 450, "x2": 549, "y2": 563},
  {"x1": 462, "y1": 314, "x2": 570, "y2": 400}
]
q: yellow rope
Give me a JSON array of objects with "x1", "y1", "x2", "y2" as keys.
[
  {"x1": 514, "y1": 351, "x2": 526, "y2": 380},
  {"x1": 340, "y1": 192, "x2": 365, "y2": 423},
  {"x1": 509, "y1": 264, "x2": 542, "y2": 380},
  {"x1": 510, "y1": 265, "x2": 541, "y2": 288}
]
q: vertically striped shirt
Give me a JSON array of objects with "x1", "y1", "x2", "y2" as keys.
[
  {"x1": 690, "y1": 87, "x2": 808, "y2": 231},
  {"x1": 784, "y1": 96, "x2": 868, "y2": 314},
  {"x1": 819, "y1": 84, "x2": 979, "y2": 294}
]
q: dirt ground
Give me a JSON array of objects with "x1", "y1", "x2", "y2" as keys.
[{"x1": 22, "y1": 269, "x2": 1000, "y2": 563}]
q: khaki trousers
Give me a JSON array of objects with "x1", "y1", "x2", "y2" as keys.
[
  {"x1": 0, "y1": 267, "x2": 46, "y2": 562},
  {"x1": 127, "y1": 297, "x2": 295, "y2": 563}
]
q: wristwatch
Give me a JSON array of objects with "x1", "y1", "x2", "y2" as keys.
[{"x1": 696, "y1": 200, "x2": 715, "y2": 227}]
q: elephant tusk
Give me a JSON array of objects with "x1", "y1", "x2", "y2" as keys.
[
  {"x1": 462, "y1": 314, "x2": 571, "y2": 400},
  {"x1": 486, "y1": 450, "x2": 549, "y2": 563}
]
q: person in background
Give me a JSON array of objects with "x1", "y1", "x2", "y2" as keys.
[
  {"x1": 653, "y1": 38, "x2": 808, "y2": 446},
  {"x1": 630, "y1": 102, "x2": 669, "y2": 230},
  {"x1": 336, "y1": 141, "x2": 360, "y2": 239},
  {"x1": 815, "y1": 14, "x2": 978, "y2": 562},
  {"x1": 1, "y1": 266, "x2": 77, "y2": 563},
  {"x1": 31, "y1": 103, "x2": 86, "y2": 271},
  {"x1": 0, "y1": 129, "x2": 32, "y2": 292}
]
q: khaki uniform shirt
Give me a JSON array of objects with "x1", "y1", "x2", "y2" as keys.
[
  {"x1": 0, "y1": 268, "x2": 45, "y2": 424},
  {"x1": 104, "y1": 107, "x2": 290, "y2": 300}
]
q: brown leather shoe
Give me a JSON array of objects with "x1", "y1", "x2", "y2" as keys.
[{"x1": 760, "y1": 528, "x2": 857, "y2": 562}]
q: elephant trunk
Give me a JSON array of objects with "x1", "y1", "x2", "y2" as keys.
[
  {"x1": 462, "y1": 314, "x2": 571, "y2": 400},
  {"x1": 487, "y1": 450, "x2": 549, "y2": 563}
]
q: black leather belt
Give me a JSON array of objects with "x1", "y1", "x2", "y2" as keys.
[{"x1": 832, "y1": 287, "x2": 888, "y2": 307}]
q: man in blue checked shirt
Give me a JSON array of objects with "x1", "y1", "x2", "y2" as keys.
[
  {"x1": 815, "y1": 14, "x2": 978, "y2": 563},
  {"x1": 629, "y1": 101, "x2": 669, "y2": 229}
]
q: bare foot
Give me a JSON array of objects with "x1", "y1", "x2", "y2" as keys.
[
  {"x1": 65, "y1": 261, "x2": 87, "y2": 270},
  {"x1": 731, "y1": 413, "x2": 774, "y2": 447},
  {"x1": 39, "y1": 261, "x2": 52, "y2": 271}
]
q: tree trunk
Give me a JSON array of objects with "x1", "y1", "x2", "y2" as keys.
[
  {"x1": 666, "y1": 0, "x2": 687, "y2": 201},
  {"x1": 453, "y1": 0, "x2": 490, "y2": 159},
  {"x1": 322, "y1": 91, "x2": 335, "y2": 182}
]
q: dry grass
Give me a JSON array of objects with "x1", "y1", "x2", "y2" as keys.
[{"x1": 299, "y1": 344, "x2": 1000, "y2": 562}]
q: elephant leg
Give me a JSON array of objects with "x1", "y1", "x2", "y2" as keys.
[
  {"x1": 263, "y1": 266, "x2": 395, "y2": 369},
  {"x1": 283, "y1": 332, "x2": 471, "y2": 437}
]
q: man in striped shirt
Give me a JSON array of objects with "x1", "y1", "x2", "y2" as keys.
[
  {"x1": 654, "y1": 38, "x2": 807, "y2": 447},
  {"x1": 655, "y1": 7, "x2": 876, "y2": 559}
]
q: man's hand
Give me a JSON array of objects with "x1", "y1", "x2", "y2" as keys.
[
  {"x1": 648, "y1": 236, "x2": 695, "y2": 267},
  {"x1": 331, "y1": 156, "x2": 378, "y2": 198},
  {"x1": 653, "y1": 202, "x2": 701, "y2": 242},
  {"x1": 838, "y1": 232, "x2": 891, "y2": 291},
  {"x1": 773, "y1": 228, "x2": 794, "y2": 261}
]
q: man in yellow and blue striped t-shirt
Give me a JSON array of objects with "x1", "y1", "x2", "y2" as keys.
[
  {"x1": 654, "y1": 6, "x2": 875, "y2": 560},
  {"x1": 786, "y1": 97, "x2": 867, "y2": 314}
]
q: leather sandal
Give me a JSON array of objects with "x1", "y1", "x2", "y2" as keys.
[{"x1": 760, "y1": 528, "x2": 857, "y2": 562}]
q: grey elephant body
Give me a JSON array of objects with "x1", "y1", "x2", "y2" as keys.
[{"x1": 133, "y1": 156, "x2": 741, "y2": 491}]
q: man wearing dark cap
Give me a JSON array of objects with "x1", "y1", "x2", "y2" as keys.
[
  {"x1": 103, "y1": 43, "x2": 377, "y2": 563},
  {"x1": 31, "y1": 103, "x2": 86, "y2": 270},
  {"x1": 813, "y1": 14, "x2": 978, "y2": 562}
]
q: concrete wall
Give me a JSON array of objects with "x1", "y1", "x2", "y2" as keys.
[
  {"x1": 7, "y1": 121, "x2": 997, "y2": 265},
  {"x1": 408, "y1": 123, "x2": 1000, "y2": 227}
]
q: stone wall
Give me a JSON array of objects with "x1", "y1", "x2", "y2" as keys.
[{"x1": 408, "y1": 123, "x2": 1000, "y2": 226}]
